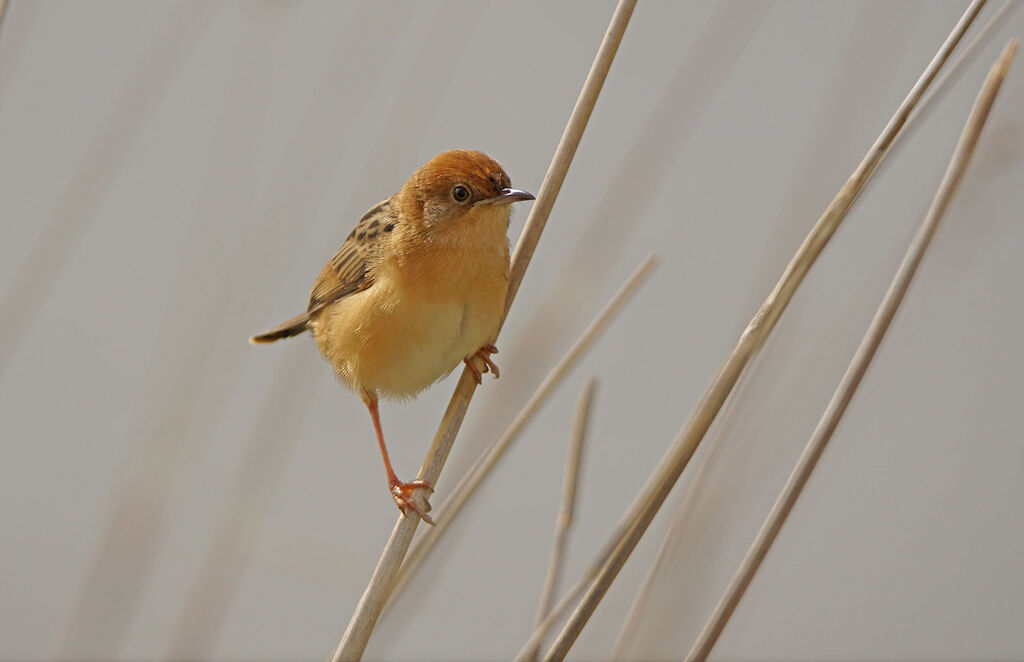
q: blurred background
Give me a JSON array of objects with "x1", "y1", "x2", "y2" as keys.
[{"x1": 2, "y1": 1, "x2": 1023, "y2": 660}]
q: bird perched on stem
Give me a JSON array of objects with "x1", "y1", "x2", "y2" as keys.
[{"x1": 251, "y1": 150, "x2": 534, "y2": 523}]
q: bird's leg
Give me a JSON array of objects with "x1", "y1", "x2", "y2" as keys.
[
  {"x1": 363, "y1": 394, "x2": 434, "y2": 525},
  {"x1": 464, "y1": 344, "x2": 500, "y2": 385}
]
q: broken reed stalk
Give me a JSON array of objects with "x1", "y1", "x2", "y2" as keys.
[
  {"x1": 524, "y1": 378, "x2": 598, "y2": 661},
  {"x1": 385, "y1": 254, "x2": 658, "y2": 612},
  {"x1": 611, "y1": 2, "x2": 1019, "y2": 655},
  {"x1": 538, "y1": 2, "x2": 988, "y2": 659},
  {"x1": 687, "y1": 39, "x2": 1018, "y2": 662},
  {"x1": 330, "y1": 1, "x2": 637, "y2": 659}
]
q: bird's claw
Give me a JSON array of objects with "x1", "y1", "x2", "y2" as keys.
[
  {"x1": 390, "y1": 479, "x2": 434, "y2": 525},
  {"x1": 464, "y1": 344, "x2": 500, "y2": 385}
]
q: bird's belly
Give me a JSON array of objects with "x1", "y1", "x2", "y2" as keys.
[
  {"x1": 316, "y1": 281, "x2": 501, "y2": 398},
  {"x1": 370, "y1": 298, "x2": 476, "y2": 396}
]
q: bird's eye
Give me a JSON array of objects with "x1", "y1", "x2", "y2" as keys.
[{"x1": 451, "y1": 184, "x2": 471, "y2": 204}]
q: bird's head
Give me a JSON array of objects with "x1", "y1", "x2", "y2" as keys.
[{"x1": 397, "y1": 150, "x2": 534, "y2": 232}]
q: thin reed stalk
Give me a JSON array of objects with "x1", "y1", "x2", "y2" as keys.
[
  {"x1": 513, "y1": 437, "x2": 688, "y2": 662},
  {"x1": 518, "y1": 579, "x2": 592, "y2": 661},
  {"x1": 611, "y1": 3, "x2": 1019, "y2": 655},
  {"x1": 524, "y1": 378, "x2": 597, "y2": 661},
  {"x1": 384, "y1": 255, "x2": 657, "y2": 612},
  {"x1": 916, "y1": 0, "x2": 1018, "y2": 119},
  {"x1": 538, "y1": 2, "x2": 988, "y2": 659},
  {"x1": 608, "y1": 401, "x2": 726, "y2": 659},
  {"x1": 687, "y1": 39, "x2": 1018, "y2": 662},
  {"x1": 330, "y1": 2, "x2": 637, "y2": 658}
]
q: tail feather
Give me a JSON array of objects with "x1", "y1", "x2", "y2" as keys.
[{"x1": 249, "y1": 312, "x2": 312, "y2": 344}]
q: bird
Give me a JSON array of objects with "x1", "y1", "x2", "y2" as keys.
[{"x1": 250, "y1": 150, "x2": 534, "y2": 524}]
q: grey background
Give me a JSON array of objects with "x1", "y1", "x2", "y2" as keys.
[{"x1": 2, "y1": 1, "x2": 1023, "y2": 660}]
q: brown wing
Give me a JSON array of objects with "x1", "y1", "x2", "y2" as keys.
[{"x1": 307, "y1": 198, "x2": 397, "y2": 313}]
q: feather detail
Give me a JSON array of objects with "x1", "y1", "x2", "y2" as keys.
[
  {"x1": 307, "y1": 198, "x2": 397, "y2": 313},
  {"x1": 249, "y1": 312, "x2": 311, "y2": 344},
  {"x1": 249, "y1": 199, "x2": 398, "y2": 345}
]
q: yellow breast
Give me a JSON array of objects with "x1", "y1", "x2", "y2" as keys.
[{"x1": 314, "y1": 205, "x2": 510, "y2": 399}]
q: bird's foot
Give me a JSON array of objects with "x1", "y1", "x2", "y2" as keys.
[
  {"x1": 390, "y1": 478, "x2": 434, "y2": 525},
  {"x1": 464, "y1": 344, "x2": 500, "y2": 385}
]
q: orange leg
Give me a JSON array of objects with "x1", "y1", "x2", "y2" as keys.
[
  {"x1": 464, "y1": 344, "x2": 500, "y2": 385},
  {"x1": 364, "y1": 396, "x2": 433, "y2": 525}
]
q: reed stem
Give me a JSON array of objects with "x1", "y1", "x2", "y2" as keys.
[
  {"x1": 610, "y1": 2, "x2": 1018, "y2": 656},
  {"x1": 538, "y1": 2, "x2": 988, "y2": 659},
  {"x1": 524, "y1": 378, "x2": 597, "y2": 661},
  {"x1": 330, "y1": 1, "x2": 638, "y2": 658},
  {"x1": 385, "y1": 255, "x2": 657, "y2": 613},
  {"x1": 687, "y1": 38, "x2": 1017, "y2": 662}
]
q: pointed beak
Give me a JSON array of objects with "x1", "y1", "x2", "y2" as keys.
[{"x1": 475, "y1": 187, "x2": 535, "y2": 207}]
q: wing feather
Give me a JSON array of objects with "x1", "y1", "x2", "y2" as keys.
[{"x1": 307, "y1": 198, "x2": 396, "y2": 312}]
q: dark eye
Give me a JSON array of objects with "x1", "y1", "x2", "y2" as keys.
[{"x1": 451, "y1": 184, "x2": 470, "y2": 203}]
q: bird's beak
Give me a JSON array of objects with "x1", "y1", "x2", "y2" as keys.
[{"x1": 475, "y1": 187, "x2": 536, "y2": 207}]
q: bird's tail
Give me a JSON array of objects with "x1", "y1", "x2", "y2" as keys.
[{"x1": 249, "y1": 312, "x2": 312, "y2": 344}]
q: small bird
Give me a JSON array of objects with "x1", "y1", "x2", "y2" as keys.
[{"x1": 251, "y1": 150, "x2": 534, "y2": 523}]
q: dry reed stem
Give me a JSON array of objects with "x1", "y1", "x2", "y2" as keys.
[
  {"x1": 515, "y1": 580, "x2": 592, "y2": 662},
  {"x1": 513, "y1": 536, "x2": 622, "y2": 661},
  {"x1": 611, "y1": 3, "x2": 1019, "y2": 655},
  {"x1": 523, "y1": 378, "x2": 598, "y2": 661},
  {"x1": 330, "y1": 1, "x2": 637, "y2": 658},
  {"x1": 539, "y1": 2, "x2": 988, "y2": 659},
  {"x1": 918, "y1": 0, "x2": 1018, "y2": 117},
  {"x1": 608, "y1": 410, "x2": 725, "y2": 659},
  {"x1": 686, "y1": 39, "x2": 1018, "y2": 662},
  {"x1": 537, "y1": 378, "x2": 596, "y2": 623},
  {"x1": 513, "y1": 443, "x2": 684, "y2": 662},
  {"x1": 385, "y1": 254, "x2": 657, "y2": 612}
]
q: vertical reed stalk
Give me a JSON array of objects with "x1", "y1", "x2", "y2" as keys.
[
  {"x1": 330, "y1": 2, "x2": 638, "y2": 658},
  {"x1": 524, "y1": 378, "x2": 597, "y2": 661}
]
